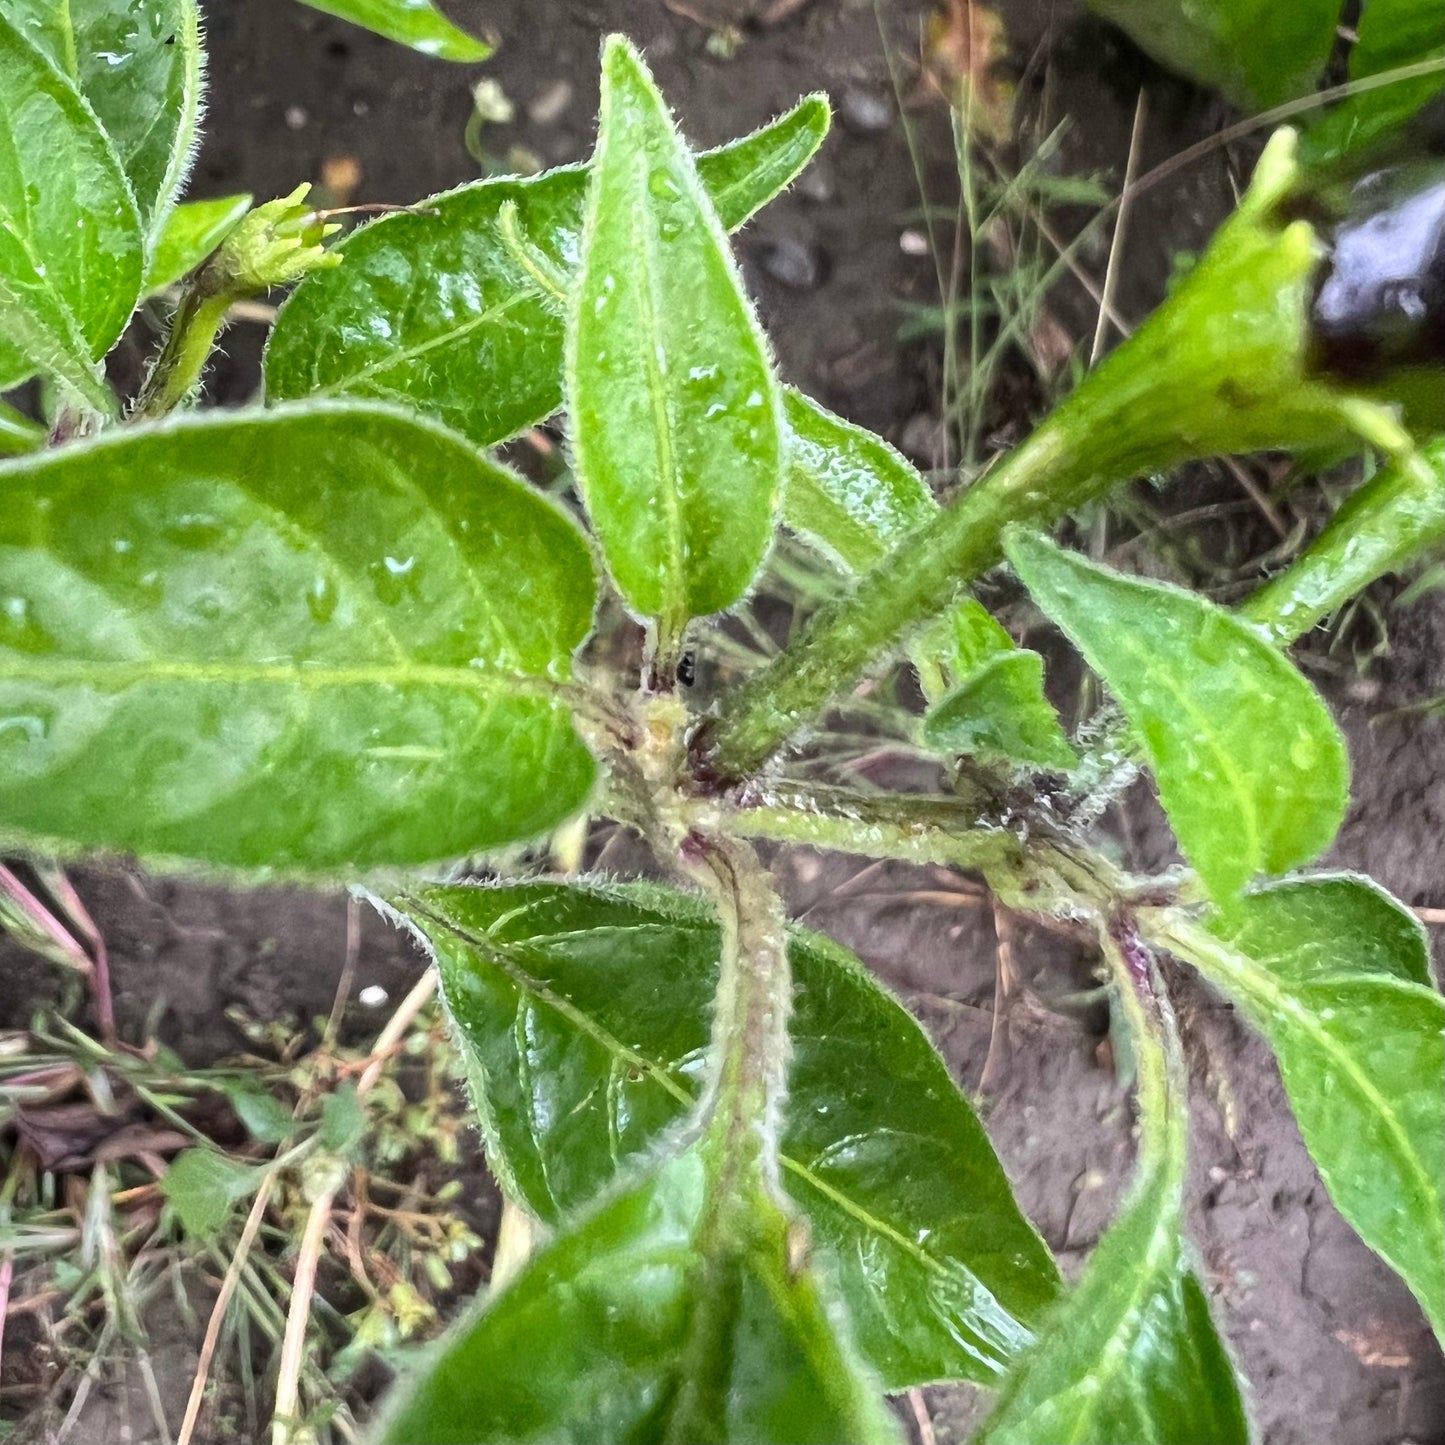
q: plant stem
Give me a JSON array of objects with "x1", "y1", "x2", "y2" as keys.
[
  {"x1": 682, "y1": 835, "x2": 792, "y2": 1191},
  {"x1": 133, "y1": 289, "x2": 233, "y2": 421},
  {"x1": 1102, "y1": 915, "x2": 1187, "y2": 1180},
  {"x1": 697, "y1": 131, "x2": 1355, "y2": 781}
]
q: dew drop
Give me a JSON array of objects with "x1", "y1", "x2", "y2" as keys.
[
  {"x1": 647, "y1": 168, "x2": 682, "y2": 203},
  {"x1": 306, "y1": 574, "x2": 339, "y2": 624},
  {"x1": 163, "y1": 513, "x2": 228, "y2": 550}
]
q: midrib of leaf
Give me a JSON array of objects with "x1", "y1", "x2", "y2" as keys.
[
  {"x1": 629, "y1": 144, "x2": 687, "y2": 630},
  {"x1": 413, "y1": 902, "x2": 696, "y2": 1110},
  {"x1": 419, "y1": 899, "x2": 1024, "y2": 1320},
  {"x1": 778, "y1": 1151, "x2": 1020, "y2": 1307},
  {"x1": 0, "y1": 656, "x2": 558, "y2": 695},
  {"x1": 305, "y1": 285, "x2": 536, "y2": 397}
]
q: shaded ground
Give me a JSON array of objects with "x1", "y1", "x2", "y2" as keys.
[{"x1": 4, "y1": 1, "x2": 1443, "y2": 1441}]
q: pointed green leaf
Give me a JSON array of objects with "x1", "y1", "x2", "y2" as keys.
[
  {"x1": 1212, "y1": 874, "x2": 1433, "y2": 987},
  {"x1": 263, "y1": 96, "x2": 829, "y2": 445},
  {"x1": 981, "y1": 929, "x2": 1248, "y2": 1445},
  {"x1": 979, "y1": 1163, "x2": 1248, "y2": 1444},
  {"x1": 377, "y1": 1147, "x2": 898, "y2": 1445},
  {"x1": 566, "y1": 37, "x2": 782, "y2": 626},
  {"x1": 919, "y1": 599, "x2": 1077, "y2": 769},
  {"x1": 782, "y1": 389, "x2": 933, "y2": 572},
  {"x1": 1006, "y1": 530, "x2": 1349, "y2": 903},
  {"x1": 1163, "y1": 882, "x2": 1445, "y2": 1339},
  {"x1": 295, "y1": 0, "x2": 491, "y2": 61},
  {"x1": 0, "y1": 14, "x2": 143, "y2": 406},
  {"x1": 1302, "y1": 0, "x2": 1444, "y2": 167},
  {"x1": 145, "y1": 193, "x2": 253, "y2": 293},
  {"x1": 924, "y1": 654, "x2": 1078, "y2": 770},
  {"x1": 0, "y1": 402, "x2": 597, "y2": 872},
  {"x1": 1086, "y1": 0, "x2": 1339, "y2": 109},
  {"x1": 6, "y1": 0, "x2": 204, "y2": 233},
  {"x1": 1241, "y1": 438, "x2": 1445, "y2": 645},
  {"x1": 398, "y1": 879, "x2": 1060, "y2": 1389}
]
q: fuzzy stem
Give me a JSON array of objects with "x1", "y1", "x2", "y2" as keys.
[
  {"x1": 133, "y1": 288, "x2": 233, "y2": 421},
  {"x1": 1103, "y1": 916, "x2": 1187, "y2": 1181},
  {"x1": 697, "y1": 131, "x2": 1367, "y2": 781},
  {"x1": 683, "y1": 835, "x2": 792, "y2": 1192}
]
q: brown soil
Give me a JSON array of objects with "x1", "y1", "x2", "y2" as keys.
[{"x1": 4, "y1": 1, "x2": 1442, "y2": 1442}]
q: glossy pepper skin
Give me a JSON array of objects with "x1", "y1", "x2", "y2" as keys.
[{"x1": 1309, "y1": 164, "x2": 1445, "y2": 381}]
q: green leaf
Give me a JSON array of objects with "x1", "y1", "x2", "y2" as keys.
[
  {"x1": 321, "y1": 1083, "x2": 368, "y2": 1158},
  {"x1": 399, "y1": 879, "x2": 1060, "y2": 1389},
  {"x1": 220, "y1": 1080, "x2": 295, "y2": 1144},
  {"x1": 0, "y1": 398, "x2": 45, "y2": 458},
  {"x1": 294, "y1": 0, "x2": 491, "y2": 61},
  {"x1": 924, "y1": 655, "x2": 1077, "y2": 770},
  {"x1": 1212, "y1": 874, "x2": 1433, "y2": 987},
  {"x1": 1086, "y1": 0, "x2": 1339, "y2": 110},
  {"x1": 980, "y1": 930, "x2": 1248, "y2": 1445},
  {"x1": 0, "y1": 402, "x2": 598, "y2": 872},
  {"x1": 919, "y1": 600, "x2": 1077, "y2": 770},
  {"x1": 6, "y1": 0, "x2": 204, "y2": 233},
  {"x1": 145, "y1": 194, "x2": 253, "y2": 293},
  {"x1": 1005, "y1": 530, "x2": 1349, "y2": 903},
  {"x1": 0, "y1": 14, "x2": 144, "y2": 407},
  {"x1": 782, "y1": 389, "x2": 933, "y2": 572},
  {"x1": 376, "y1": 1146, "x2": 899, "y2": 1445},
  {"x1": 1302, "y1": 0, "x2": 1445, "y2": 168},
  {"x1": 565, "y1": 37, "x2": 782, "y2": 627},
  {"x1": 979, "y1": 1164, "x2": 1248, "y2": 1444},
  {"x1": 1241, "y1": 438, "x2": 1445, "y2": 645},
  {"x1": 162, "y1": 1147, "x2": 257, "y2": 1236},
  {"x1": 1167, "y1": 881, "x2": 1445, "y2": 1338},
  {"x1": 263, "y1": 95, "x2": 829, "y2": 446}
]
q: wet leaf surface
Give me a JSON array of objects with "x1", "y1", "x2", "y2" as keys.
[
  {"x1": 1006, "y1": 529, "x2": 1349, "y2": 903},
  {"x1": 0, "y1": 13, "x2": 144, "y2": 405},
  {"x1": 0, "y1": 403, "x2": 597, "y2": 871},
  {"x1": 6, "y1": 0, "x2": 203, "y2": 234},
  {"x1": 1179, "y1": 879, "x2": 1445, "y2": 1339},
  {"x1": 264, "y1": 96, "x2": 828, "y2": 445},
  {"x1": 293, "y1": 0, "x2": 491, "y2": 61},
  {"x1": 565, "y1": 37, "x2": 782, "y2": 627},
  {"x1": 399, "y1": 879, "x2": 1060, "y2": 1389},
  {"x1": 376, "y1": 1147, "x2": 900, "y2": 1445}
]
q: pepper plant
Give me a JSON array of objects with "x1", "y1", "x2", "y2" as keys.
[{"x1": 1, "y1": 5, "x2": 1442, "y2": 1441}]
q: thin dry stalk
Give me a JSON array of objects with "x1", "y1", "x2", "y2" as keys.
[{"x1": 1090, "y1": 90, "x2": 1148, "y2": 366}]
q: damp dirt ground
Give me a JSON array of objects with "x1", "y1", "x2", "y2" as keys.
[{"x1": 3, "y1": 2, "x2": 1443, "y2": 1442}]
